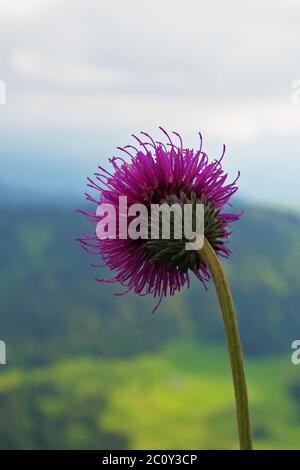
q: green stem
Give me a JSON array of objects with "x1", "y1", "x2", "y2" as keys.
[{"x1": 199, "y1": 237, "x2": 253, "y2": 450}]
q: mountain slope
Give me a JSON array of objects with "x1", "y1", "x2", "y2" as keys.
[{"x1": 1, "y1": 201, "x2": 300, "y2": 365}]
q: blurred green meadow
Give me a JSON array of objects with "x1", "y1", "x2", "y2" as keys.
[
  {"x1": 1, "y1": 202, "x2": 300, "y2": 449},
  {"x1": 1, "y1": 340, "x2": 300, "y2": 449}
]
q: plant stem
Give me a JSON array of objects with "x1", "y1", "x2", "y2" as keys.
[{"x1": 199, "y1": 237, "x2": 253, "y2": 450}]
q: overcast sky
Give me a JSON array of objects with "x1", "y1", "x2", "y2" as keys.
[{"x1": 1, "y1": 0, "x2": 300, "y2": 208}]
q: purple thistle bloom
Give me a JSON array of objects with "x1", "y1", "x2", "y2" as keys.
[{"x1": 78, "y1": 128, "x2": 241, "y2": 312}]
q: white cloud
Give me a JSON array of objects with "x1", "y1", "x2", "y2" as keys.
[
  {"x1": 0, "y1": 0, "x2": 52, "y2": 22},
  {"x1": 2, "y1": 0, "x2": 300, "y2": 143},
  {"x1": 11, "y1": 52, "x2": 129, "y2": 88},
  {"x1": 3, "y1": 90, "x2": 300, "y2": 144}
]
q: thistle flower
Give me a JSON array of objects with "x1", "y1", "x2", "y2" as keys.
[
  {"x1": 78, "y1": 128, "x2": 253, "y2": 449},
  {"x1": 78, "y1": 128, "x2": 241, "y2": 312}
]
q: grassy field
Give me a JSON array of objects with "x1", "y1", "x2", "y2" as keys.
[{"x1": 0, "y1": 339, "x2": 300, "y2": 449}]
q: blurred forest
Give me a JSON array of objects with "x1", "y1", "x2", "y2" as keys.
[{"x1": 1, "y1": 200, "x2": 300, "y2": 449}]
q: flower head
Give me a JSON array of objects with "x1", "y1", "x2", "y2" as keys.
[{"x1": 78, "y1": 128, "x2": 241, "y2": 312}]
